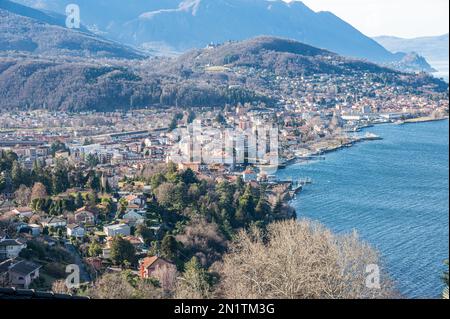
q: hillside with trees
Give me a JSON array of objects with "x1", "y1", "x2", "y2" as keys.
[
  {"x1": 1, "y1": 36, "x2": 447, "y2": 112},
  {"x1": 0, "y1": 0, "x2": 144, "y2": 59}
]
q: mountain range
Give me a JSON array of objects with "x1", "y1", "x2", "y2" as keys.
[
  {"x1": 375, "y1": 34, "x2": 449, "y2": 64},
  {"x1": 1, "y1": 36, "x2": 446, "y2": 112},
  {"x1": 8, "y1": 0, "x2": 433, "y2": 69},
  {"x1": 0, "y1": 0, "x2": 447, "y2": 112},
  {"x1": 0, "y1": 0, "x2": 144, "y2": 59},
  {"x1": 375, "y1": 34, "x2": 449, "y2": 80}
]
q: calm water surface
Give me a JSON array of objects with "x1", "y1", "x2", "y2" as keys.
[{"x1": 276, "y1": 120, "x2": 449, "y2": 298}]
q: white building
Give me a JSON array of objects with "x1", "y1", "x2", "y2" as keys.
[
  {"x1": 122, "y1": 211, "x2": 145, "y2": 226},
  {"x1": 361, "y1": 105, "x2": 372, "y2": 114},
  {"x1": 341, "y1": 114, "x2": 364, "y2": 121},
  {"x1": 0, "y1": 239, "x2": 27, "y2": 259},
  {"x1": 7, "y1": 260, "x2": 41, "y2": 289},
  {"x1": 28, "y1": 224, "x2": 41, "y2": 237},
  {"x1": 41, "y1": 217, "x2": 67, "y2": 229},
  {"x1": 103, "y1": 224, "x2": 131, "y2": 237},
  {"x1": 242, "y1": 168, "x2": 257, "y2": 182},
  {"x1": 10, "y1": 207, "x2": 33, "y2": 219},
  {"x1": 67, "y1": 224, "x2": 86, "y2": 239}
]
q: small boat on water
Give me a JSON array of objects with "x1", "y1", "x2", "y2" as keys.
[
  {"x1": 394, "y1": 120, "x2": 405, "y2": 125},
  {"x1": 363, "y1": 133, "x2": 383, "y2": 140}
]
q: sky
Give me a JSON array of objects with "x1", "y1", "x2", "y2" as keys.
[{"x1": 284, "y1": 0, "x2": 449, "y2": 38}]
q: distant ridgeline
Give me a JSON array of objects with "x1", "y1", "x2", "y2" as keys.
[
  {"x1": 8, "y1": 0, "x2": 434, "y2": 65},
  {"x1": 0, "y1": 0, "x2": 448, "y2": 112},
  {"x1": 0, "y1": 35, "x2": 448, "y2": 112}
]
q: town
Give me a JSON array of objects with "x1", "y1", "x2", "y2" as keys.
[{"x1": 0, "y1": 83, "x2": 448, "y2": 297}]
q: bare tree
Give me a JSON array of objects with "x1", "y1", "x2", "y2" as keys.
[
  {"x1": 87, "y1": 271, "x2": 163, "y2": 299},
  {"x1": 52, "y1": 280, "x2": 71, "y2": 295},
  {"x1": 218, "y1": 219, "x2": 394, "y2": 299},
  {"x1": 152, "y1": 264, "x2": 178, "y2": 295},
  {"x1": 174, "y1": 257, "x2": 212, "y2": 299},
  {"x1": 176, "y1": 217, "x2": 227, "y2": 266},
  {"x1": 87, "y1": 272, "x2": 136, "y2": 299},
  {"x1": 29, "y1": 214, "x2": 41, "y2": 225},
  {"x1": 14, "y1": 185, "x2": 31, "y2": 207},
  {"x1": 31, "y1": 182, "x2": 48, "y2": 201}
]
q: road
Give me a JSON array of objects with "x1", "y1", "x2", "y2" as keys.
[{"x1": 65, "y1": 243, "x2": 92, "y2": 284}]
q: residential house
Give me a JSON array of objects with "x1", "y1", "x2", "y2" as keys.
[
  {"x1": 122, "y1": 210, "x2": 145, "y2": 226},
  {"x1": 123, "y1": 236, "x2": 145, "y2": 251},
  {"x1": 10, "y1": 207, "x2": 33, "y2": 219},
  {"x1": 139, "y1": 256, "x2": 174, "y2": 279},
  {"x1": 28, "y1": 224, "x2": 41, "y2": 237},
  {"x1": 0, "y1": 259, "x2": 14, "y2": 286},
  {"x1": 102, "y1": 235, "x2": 144, "y2": 259},
  {"x1": 103, "y1": 224, "x2": 131, "y2": 237},
  {"x1": 41, "y1": 217, "x2": 67, "y2": 229},
  {"x1": 0, "y1": 239, "x2": 26, "y2": 259},
  {"x1": 85, "y1": 257, "x2": 103, "y2": 272},
  {"x1": 242, "y1": 168, "x2": 257, "y2": 182},
  {"x1": 124, "y1": 194, "x2": 145, "y2": 208},
  {"x1": 67, "y1": 224, "x2": 85, "y2": 239},
  {"x1": 7, "y1": 260, "x2": 41, "y2": 289},
  {"x1": 74, "y1": 207, "x2": 96, "y2": 225}
]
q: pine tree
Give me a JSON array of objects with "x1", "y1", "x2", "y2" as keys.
[
  {"x1": 52, "y1": 160, "x2": 69, "y2": 195},
  {"x1": 11, "y1": 161, "x2": 23, "y2": 188},
  {"x1": 238, "y1": 185, "x2": 255, "y2": 221},
  {"x1": 74, "y1": 192, "x2": 84, "y2": 208},
  {"x1": 161, "y1": 235, "x2": 179, "y2": 261},
  {"x1": 110, "y1": 237, "x2": 136, "y2": 266},
  {"x1": 175, "y1": 257, "x2": 211, "y2": 299}
]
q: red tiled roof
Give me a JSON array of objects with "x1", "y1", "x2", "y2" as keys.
[
  {"x1": 76, "y1": 206, "x2": 96, "y2": 214},
  {"x1": 141, "y1": 256, "x2": 159, "y2": 269},
  {"x1": 14, "y1": 207, "x2": 32, "y2": 213}
]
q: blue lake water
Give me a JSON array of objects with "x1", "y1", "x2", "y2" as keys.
[{"x1": 276, "y1": 119, "x2": 449, "y2": 298}]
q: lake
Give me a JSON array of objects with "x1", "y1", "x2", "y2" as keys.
[{"x1": 276, "y1": 119, "x2": 449, "y2": 298}]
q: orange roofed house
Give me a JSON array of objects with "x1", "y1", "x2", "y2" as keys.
[{"x1": 139, "y1": 256, "x2": 174, "y2": 279}]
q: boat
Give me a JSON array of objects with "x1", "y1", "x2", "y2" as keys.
[{"x1": 363, "y1": 133, "x2": 383, "y2": 141}]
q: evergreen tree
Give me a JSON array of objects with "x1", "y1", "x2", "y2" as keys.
[
  {"x1": 235, "y1": 176, "x2": 244, "y2": 192},
  {"x1": 88, "y1": 242, "x2": 103, "y2": 257},
  {"x1": 255, "y1": 197, "x2": 271, "y2": 221},
  {"x1": 11, "y1": 161, "x2": 24, "y2": 188},
  {"x1": 161, "y1": 234, "x2": 179, "y2": 261},
  {"x1": 0, "y1": 171, "x2": 12, "y2": 193},
  {"x1": 86, "y1": 172, "x2": 101, "y2": 191},
  {"x1": 52, "y1": 160, "x2": 69, "y2": 195},
  {"x1": 181, "y1": 169, "x2": 198, "y2": 185},
  {"x1": 74, "y1": 192, "x2": 84, "y2": 208},
  {"x1": 187, "y1": 110, "x2": 196, "y2": 124},
  {"x1": 238, "y1": 185, "x2": 255, "y2": 220},
  {"x1": 110, "y1": 236, "x2": 136, "y2": 266},
  {"x1": 175, "y1": 257, "x2": 211, "y2": 299},
  {"x1": 86, "y1": 191, "x2": 98, "y2": 207}
]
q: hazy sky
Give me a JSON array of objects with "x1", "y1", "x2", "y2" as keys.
[{"x1": 285, "y1": 0, "x2": 449, "y2": 38}]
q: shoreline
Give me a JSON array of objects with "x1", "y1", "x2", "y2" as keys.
[
  {"x1": 403, "y1": 116, "x2": 449, "y2": 124},
  {"x1": 277, "y1": 118, "x2": 449, "y2": 298},
  {"x1": 277, "y1": 117, "x2": 449, "y2": 201},
  {"x1": 280, "y1": 116, "x2": 449, "y2": 170}
]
